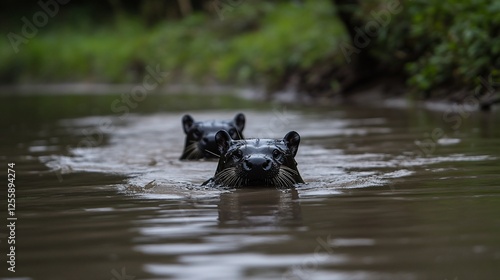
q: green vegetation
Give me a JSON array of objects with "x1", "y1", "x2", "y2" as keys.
[
  {"x1": 395, "y1": 0, "x2": 500, "y2": 94},
  {"x1": 2, "y1": 0, "x2": 499, "y2": 100},
  {"x1": 1, "y1": 1, "x2": 345, "y2": 87}
]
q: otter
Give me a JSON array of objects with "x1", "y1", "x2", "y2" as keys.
[
  {"x1": 203, "y1": 130, "x2": 304, "y2": 188},
  {"x1": 180, "y1": 113, "x2": 245, "y2": 160}
]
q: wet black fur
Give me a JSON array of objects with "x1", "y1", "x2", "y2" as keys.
[
  {"x1": 180, "y1": 113, "x2": 245, "y2": 160},
  {"x1": 203, "y1": 130, "x2": 304, "y2": 188}
]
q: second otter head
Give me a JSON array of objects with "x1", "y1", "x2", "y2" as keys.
[
  {"x1": 211, "y1": 130, "x2": 304, "y2": 188},
  {"x1": 180, "y1": 113, "x2": 245, "y2": 160}
]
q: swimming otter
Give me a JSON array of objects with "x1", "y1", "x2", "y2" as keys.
[
  {"x1": 204, "y1": 130, "x2": 304, "y2": 188},
  {"x1": 180, "y1": 113, "x2": 245, "y2": 160}
]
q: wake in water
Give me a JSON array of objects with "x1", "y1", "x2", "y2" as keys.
[{"x1": 40, "y1": 110, "x2": 494, "y2": 198}]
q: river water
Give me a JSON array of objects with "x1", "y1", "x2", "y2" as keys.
[{"x1": 1, "y1": 93, "x2": 499, "y2": 280}]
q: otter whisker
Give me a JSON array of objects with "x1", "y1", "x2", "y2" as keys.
[
  {"x1": 281, "y1": 166, "x2": 298, "y2": 176},
  {"x1": 214, "y1": 167, "x2": 240, "y2": 187},
  {"x1": 184, "y1": 141, "x2": 203, "y2": 159},
  {"x1": 273, "y1": 176, "x2": 280, "y2": 188},
  {"x1": 225, "y1": 171, "x2": 236, "y2": 187},
  {"x1": 280, "y1": 171, "x2": 294, "y2": 185},
  {"x1": 184, "y1": 144, "x2": 195, "y2": 155},
  {"x1": 278, "y1": 174, "x2": 289, "y2": 188},
  {"x1": 280, "y1": 167, "x2": 297, "y2": 181},
  {"x1": 186, "y1": 149, "x2": 201, "y2": 159},
  {"x1": 272, "y1": 178, "x2": 281, "y2": 188},
  {"x1": 268, "y1": 178, "x2": 280, "y2": 189},
  {"x1": 233, "y1": 174, "x2": 242, "y2": 188},
  {"x1": 216, "y1": 172, "x2": 228, "y2": 184},
  {"x1": 236, "y1": 176, "x2": 243, "y2": 188},
  {"x1": 215, "y1": 169, "x2": 230, "y2": 180},
  {"x1": 272, "y1": 166, "x2": 297, "y2": 188},
  {"x1": 272, "y1": 176, "x2": 284, "y2": 189},
  {"x1": 234, "y1": 174, "x2": 241, "y2": 187},
  {"x1": 272, "y1": 176, "x2": 280, "y2": 188},
  {"x1": 204, "y1": 149, "x2": 220, "y2": 158}
]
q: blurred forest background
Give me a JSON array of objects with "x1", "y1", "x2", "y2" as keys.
[{"x1": 1, "y1": 0, "x2": 500, "y2": 102}]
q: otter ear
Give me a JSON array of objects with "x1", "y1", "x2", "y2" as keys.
[
  {"x1": 182, "y1": 114, "x2": 194, "y2": 134},
  {"x1": 284, "y1": 131, "x2": 300, "y2": 157},
  {"x1": 215, "y1": 130, "x2": 232, "y2": 155},
  {"x1": 233, "y1": 113, "x2": 245, "y2": 132}
]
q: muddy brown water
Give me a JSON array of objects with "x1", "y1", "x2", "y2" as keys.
[{"x1": 1, "y1": 93, "x2": 500, "y2": 280}]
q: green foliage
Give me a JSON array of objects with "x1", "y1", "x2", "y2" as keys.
[
  {"x1": 379, "y1": 0, "x2": 500, "y2": 94},
  {"x1": 1, "y1": 18, "x2": 149, "y2": 83},
  {"x1": 1, "y1": 0, "x2": 346, "y2": 86},
  {"x1": 215, "y1": 1, "x2": 346, "y2": 83},
  {"x1": 2, "y1": 0, "x2": 498, "y2": 98}
]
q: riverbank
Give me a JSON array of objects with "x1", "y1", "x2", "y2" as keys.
[
  {"x1": 2, "y1": 0, "x2": 499, "y2": 108},
  {"x1": 2, "y1": 81, "x2": 498, "y2": 114}
]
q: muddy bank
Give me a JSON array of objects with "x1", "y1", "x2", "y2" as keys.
[{"x1": 1, "y1": 80, "x2": 498, "y2": 113}]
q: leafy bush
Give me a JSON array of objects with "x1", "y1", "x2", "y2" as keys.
[
  {"x1": 375, "y1": 0, "x2": 500, "y2": 94},
  {"x1": 215, "y1": 1, "x2": 346, "y2": 84}
]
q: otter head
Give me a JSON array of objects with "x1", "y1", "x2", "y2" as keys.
[
  {"x1": 211, "y1": 130, "x2": 304, "y2": 188},
  {"x1": 180, "y1": 113, "x2": 245, "y2": 160}
]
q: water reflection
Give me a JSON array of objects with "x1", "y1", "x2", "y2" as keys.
[{"x1": 218, "y1": 188, "x2": 302, "y2": 227}]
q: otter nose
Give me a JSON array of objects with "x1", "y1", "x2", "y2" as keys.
[
  {"x1": 262, "y1": 159, "x2": 272, "y2": 171},
  {"x1": 243, "y1": 157, "x2": 272, "y2": 171},
  {"x1": 242, "y1": 160, "x2": 253, "y2": 171}
]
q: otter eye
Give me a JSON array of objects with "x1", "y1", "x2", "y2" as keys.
[
  {"x1": 192, "y1": 129, "x2": 202, "y2": 140},
  {"x1": 273, "y1": 149, "x2": 283, "y2": 160},
  {"x1": 228, "y1": 128, "x2": 238, "y2": 138},
  {"x1": 232, "y1": 149, "x2": 243, "y2": 161}
]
